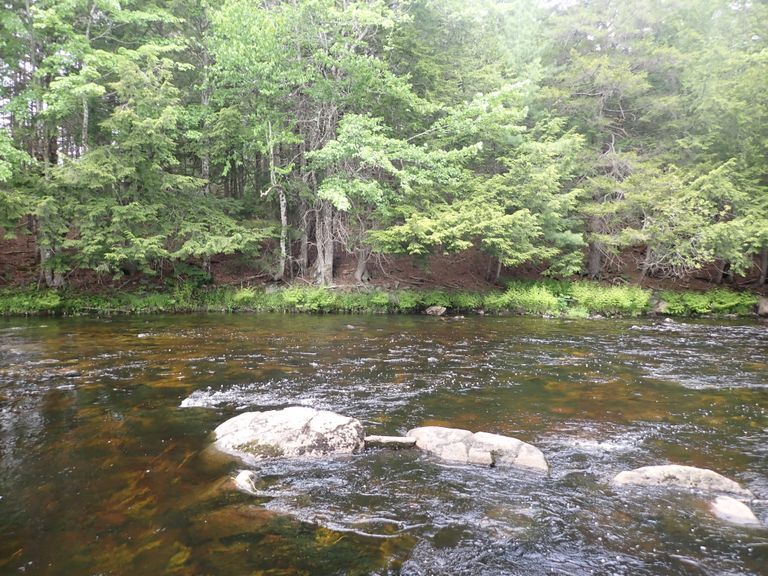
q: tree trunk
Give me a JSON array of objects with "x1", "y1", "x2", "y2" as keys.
[
  {"x1": 313, "y1": 208, "x2": 325, "y2": 284},
  {"x1": 275, "y1": 187, "x2": 288, "y2": 281},
  {"x1": 313, "y1": 201, "x2": 334, "y2": 286},
  {"x1": 586, "y1": 216, "x2": 603, "y2": 278},
  {"x1": 758, "y1": 245, "x2": 768, "y2": 286},
  {"x1": 639, "y1": 246, "x2": 653, "y2": 279},
  {"x1": 267, "y1": 121, "x2": 287, "y2": 281},
  {"x1": 201, "y1": 152, "x2": 210, "y2": 193},
  {"x1": 299, "y1": 202, "x2": 310, "y2": 278},
  {"x1": 320, "y1": 201, "x2": 334, "y2": 285},
  {"x1": 354, "y1": 246, "x2": 371, "y2": 284},
  {"x1": 485, "y1": 254, "x2": 495, "y2": 282},
  {"x1": 39, "y1": 246, "x2": 64, "y2": 288},
  {"x1": 200, "y1": 57, "x2": 211, "y2": 195},
  {"x1": 81, "y1": 97, "x2": 89, "y2": 156},
  {"x1": 587, "y1": 243, "x2": 602, "y2": 278},
  {"x1": 28, "y1": 0, "x2": 63, "y2": 290},
  {"x1": 714, "y1": 260, "x2": 729, "y2": 284}
]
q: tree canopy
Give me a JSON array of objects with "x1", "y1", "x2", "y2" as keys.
[{"x1": 1, "y1": 0, "x2": 766, "y2": 286}]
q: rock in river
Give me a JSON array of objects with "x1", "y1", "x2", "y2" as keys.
[
  {"x1": 710, "y1": 496, "x2": 762, "y2": 527},
  {"x1": 425, "y1": 305, "x2": 447, "y2": 316},
  {"x1": 233, "y1": 470, "x2": 260, "y2": 494},
  {"x1": 407, "y1": 426, "x2": 549, "y2": 472},
  {"x1": 611, "y1": 465, "x2": 752, "y2": 496},
  {"x1": 213, "y1": 407, "x2": 365, "y2": 462}
]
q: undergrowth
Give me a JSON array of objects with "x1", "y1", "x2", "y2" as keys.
[
  {"x1": 0, "y1": 281, "x2": 760, "y2": 317},
  {"x1": 658, "y1": 289, "x2": 758, "y2": 316}
]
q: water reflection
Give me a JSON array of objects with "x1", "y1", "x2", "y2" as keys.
[{"x1": 0, "y1": 315, "x2": 766, "y2": 575}]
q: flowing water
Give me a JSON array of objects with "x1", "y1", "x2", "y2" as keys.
[{"x1": 0, "y1": 314, "x2": 766, "y2": 575}]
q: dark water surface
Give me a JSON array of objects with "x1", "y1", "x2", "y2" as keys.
[{"x1": 0, "y1": 314, "x2": 766, "y2": 575}]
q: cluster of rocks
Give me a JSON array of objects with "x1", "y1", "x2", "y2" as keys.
[
  {"x1": 611, "y1": 464, "x2": 760, "y2": 526},
  {"x1": 405, "y1": 426, "x2": 549, "y2": 472},
  {"x1": 212, "y1": 407, "x2": 549, "y2": 472},
  {"x1": 211, "y1": 406, "x2": 763, "y2": 528}
]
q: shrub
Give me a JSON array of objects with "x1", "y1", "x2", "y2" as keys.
[
  {"x1": 171, "y1": 282, "x2": 196, "y2": 309},
  {"x1": 233, "y1": 287, "x2": 258, "y2": 307},
  {"x1": 334, "y1": 291, "x2": 368, "y2": 313},
  {"x1": 707, "y1": 289, "x2": 758, "y2": 315},
  {"x1": 259, "y1": 290, "x2": 285, "y2": 312},
  {"x1": 58, "y1": 293, "x2": 116, "y2": 314},
  {"x1": 394, "y1": 290, "x2": 423, "y2": 313},
  {"x1": 501, "y1": 282, "x2": 561, "y2": 315},
  {"x1": 451, "y1": 292, "x2": 483, "y2": 311},
  {"x1": 321, "y1": 290, "x2": 393, "y2": 313},
  {"x1": 0, "y1": 289, "x2": 62, "y2": 315},
  {"x1": 279, "y1": 287, "x2": 302, "y2": 309},
  {"x1": 366, "y1": 290, "x2": 392, "y2": 312},
  {"x1": 666, "y1": 292, "x2": 703, "y2": 315},
  {"x1": 570, "y1": 282, "x2": 650, "y2": 316},
  {"x1": 482, "y1": 292, "x2": 507, "y2": 312},
  {"x1": 422, "y1": 290, "x2": 451, "y2": 308},
  {"x1": 200, "y1": 287, "x2": 239, "y2": 311},
  {"x1": 279, "y1": 286, "x2": 337, "y2": 312},
  {"x1": 660, "y1": 289, "x2": 758, "y2": 316}
]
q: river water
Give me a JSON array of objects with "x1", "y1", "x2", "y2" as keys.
[{"x1": 0, "y1": 314, "x2": 766, "y2": 575}]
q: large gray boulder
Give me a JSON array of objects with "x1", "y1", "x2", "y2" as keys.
[
  {"x1": 407, "y1": 426, "x2": 549, "y2": 472},
  {"x1": 611, "y1": 465, "x2": 752, "y2": 496},
  {"x1": 213, "y1": 407, "x2": 365, "y2": 462}
]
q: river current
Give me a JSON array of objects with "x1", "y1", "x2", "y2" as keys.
[{"x1": 0, "y1": 314, "x2": 766, "y2": 574}]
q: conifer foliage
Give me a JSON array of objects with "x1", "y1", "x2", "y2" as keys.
[{"x1": 1, "y1": 0, "x2": 765, "y2": 286}]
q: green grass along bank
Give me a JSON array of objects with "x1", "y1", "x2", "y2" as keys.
[{"x1": 0, "y1": 281, "x2": 763, "y2": 318}]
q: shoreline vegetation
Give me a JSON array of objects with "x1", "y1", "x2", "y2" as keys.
[{"x1": 0, "y1": 280, "x2": 762, "y2": 319}]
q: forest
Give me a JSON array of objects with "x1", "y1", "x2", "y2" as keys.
[{"x1": 0, "y1": 0, "x2": 766, "y2": 290}]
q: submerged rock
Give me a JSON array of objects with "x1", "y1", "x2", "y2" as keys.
[
  {"x1": 425, "y1": 306, "x2": 447, "y2": 316},
  {"x1": 59, "y1": 369, "x2": 81, "y2": 378},
  {"x1": 213, "y1": 407, "x2": 365, "y2": 462},
  {"x1": 233, "y1": 470, "x2": 259, "y2": 494},
  {"x1": 407, "y1": 426, "x2": 549, "y2": 472},
  {"x1": 611, "y1": 465, "x2": 752, "y2": 496},
  {"x1": 710, "y1": 496, "x2": 762, "y2": 527},
  {"x1": 364, "y1": 435, "x2": 417, "y2": 449}
]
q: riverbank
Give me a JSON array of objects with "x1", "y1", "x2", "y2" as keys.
[{"x1": 0, "y1": 280, "x2": 764, "y2": 318}]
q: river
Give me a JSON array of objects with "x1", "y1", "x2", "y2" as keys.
[{"x1": 0, "y1": 314, "x2": 766, "y2": 575}]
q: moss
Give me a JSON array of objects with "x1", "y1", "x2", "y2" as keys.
[{"x1": 235, "y1": 441, "x2": 284, "y2": 458}]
